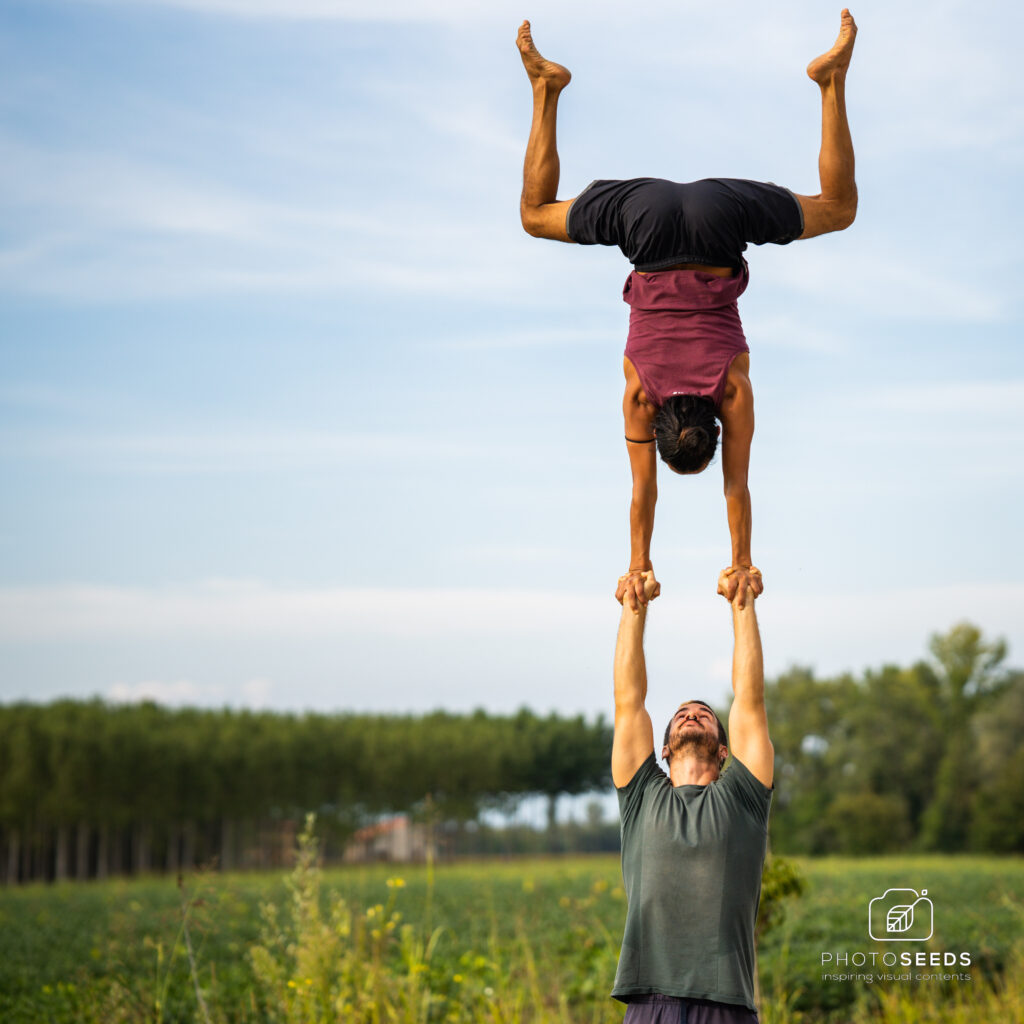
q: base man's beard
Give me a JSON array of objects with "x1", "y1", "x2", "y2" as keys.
[{"x1": 670, "y1": 728, "x2": 720, "y2": 764}]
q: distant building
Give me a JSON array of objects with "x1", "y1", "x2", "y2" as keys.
[{"x1": 343, "y1": 815, "x2": 431, "y2": 863}]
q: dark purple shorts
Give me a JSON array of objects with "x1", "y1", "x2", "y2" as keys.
[{"x1": 623, "y1": 994, "x2": 759, "y2": 1024}]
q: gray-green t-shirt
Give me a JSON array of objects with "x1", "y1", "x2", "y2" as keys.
[{"x1": 613, "y1": 753, "x2": 773, "y2": 1010}]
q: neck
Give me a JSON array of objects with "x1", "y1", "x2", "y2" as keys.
[{"x1": 668, "y1": 752, "x2": 720, "y2": 786}]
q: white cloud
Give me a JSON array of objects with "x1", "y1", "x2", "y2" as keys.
[
  {"x1": 863, "y1": 380, "x2": 1024, "y2": 417},
  {"x1": 756, "y1": 239, "x2": 1007, "y2": 323},
  {"x1": 80, "y1": 0, "x2": 513, "y2": 21},
  {"x1": 107, "y1": 678, "x2": 213, "y2": 704},
  {"x1": 3, "y1": 577, "x2": 1021, "y2": 660},
  {"x1": 106, "y1": 675, "x2": 272, "y2": 707},
  {"x1": 741, "y1": 312, "x2": 847, "y2": 355},
  {"x1": 2, "y1": 579, "x2": 1021, "y2": 714},
  {"x1": 0, "y1": 580, "x2": 608, "y2": 641},
  {"x1": 0, "y1": 427, "x2": 513, "y2": 473},
  {"x1": 438, "y1": 326, "x2": 621, "y2": 351}
]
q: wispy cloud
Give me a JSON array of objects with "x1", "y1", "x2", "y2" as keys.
[
  {"x1": 107, "y1": 675, "x2": 272, "y2": 706},
  {"x1": 864, "y1": 380, "x2": 1024, "y2": 417},
  {"x1": 0, "y1": 428, "x2": 499, "y2": 473},
  {"x1": 741, "y1": 312, "x2": 847, "y2": 355},
  {"x1": 3, "y1": 577, "x2": 1021, "y2": 656},
  {"x1": 0, "y1": 580, "x2": 608, "y2": 641},
  {"x1": 755, "y1": 238, "x2": 1007, "y2": 323},
  {"x1": 82, "y1": 0, "x2": 517, "y2": 21},
  {"x1": 2, "y1": 579, "x2": 1020, "y2": 713}
]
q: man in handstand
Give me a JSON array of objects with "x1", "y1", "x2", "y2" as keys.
[
  {"x1": 517, "y1": 12, "x2": 858, "y2": 609},
  {"x1": 612, "y1": 572, "x2": 772, "y2": 1023}
]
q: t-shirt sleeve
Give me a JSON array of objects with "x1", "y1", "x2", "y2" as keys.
[
  {"x1": 565, "y1": 179, "x2": 626, "y2": 247},
  {"x1": 616, "y1": 752, "x2": 668, "y2": 826},
  {"x1": 718, "y1": 755, "x2": 773, "y2": 828},
  {"x1": 731, "y1": 179, "x2": 804, "y2": 246}
]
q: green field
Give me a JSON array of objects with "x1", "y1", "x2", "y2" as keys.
[{"x1": 0, "y1": 839, "x2": 1021, "y2": 1024}]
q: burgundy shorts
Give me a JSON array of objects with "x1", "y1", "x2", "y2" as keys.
[{"x1": 623, "y1": 994, "x2": 759, "y2": 1024}]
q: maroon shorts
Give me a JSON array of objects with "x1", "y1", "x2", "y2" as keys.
[{"x1": 623, "y1": 994, "x2": 759, "y2": 1024}]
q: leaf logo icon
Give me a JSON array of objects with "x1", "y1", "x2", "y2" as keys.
[
  {"x1": 868, "y1": 888, "x2": 933, "y2": 942},
  {"x1": 887, "y1": 903, "x2": 914, "y2": 932}
]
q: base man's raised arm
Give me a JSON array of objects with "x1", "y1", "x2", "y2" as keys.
[{"x1": 611, "y1": 572, "x2": 657, "y2": 788}]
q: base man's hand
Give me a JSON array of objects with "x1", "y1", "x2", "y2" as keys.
[
  {"x1": 616, "y1": 568, "x2": 661, "y2": 612},
  {"x1": 717, "y1": 566, "x2": 763, "y2": 608}
]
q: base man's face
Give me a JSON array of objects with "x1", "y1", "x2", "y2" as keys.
[{"x1": 666, "y1": 703, "x2": 720, "y2": 759}]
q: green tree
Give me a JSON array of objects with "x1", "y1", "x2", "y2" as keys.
[{"x1": 918, "y1": 622, "x2": 1010, "y2": 850}]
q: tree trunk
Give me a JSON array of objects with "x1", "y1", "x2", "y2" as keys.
[
  {"x1": 55, "y1": 824, "x2": 70, "y2": 882},
  {"x1": 259, "y1": 820, "x2": 271, "y2": 870},
  {"x1": 5, "y1": 829, "x2": 20, "y2": 886},
  {"x1": 220, "y1": 819, "x2": 234, "y2": 872},
  {"x1": 76, "y1": 823, "x2": 90, "y2": 881},
  {"x1": 96, "y1": 825, "x2": 109, "y2": 880},
  {"x1": 109, "y1": 826, "x2": 123, "y2": 877},
  {"x1": 133, "y1": 822, "x2": 152, "y2": 874},
  {"x1": 27, "y1": 828, "x2": 39, "y2": 883},
  {"x1": 166, "y1": 826, "x2": 180, "y2": 876},
  {"x1": 182, "y1": 821, "x2": 196, "y2": 871}
]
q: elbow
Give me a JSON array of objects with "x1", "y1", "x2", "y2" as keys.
[
  {"x1": 836, "y1": 192, "x2": 857, "y2": 231},
  {"x1": 827, "y1": 190, "x2": 858, "y2": 233},
  {"x1": 632, "y1": 482, "x2": 657, "y2": 510},
  {"x1": 520, "y1": 203, "x2": 545, "y2": 238},
  {"x1": 723, "y1": 480, "x2": 749, "y2": 503}
]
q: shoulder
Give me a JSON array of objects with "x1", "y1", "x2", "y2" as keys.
[
  {"x1": 623, "y1": 358, "x2": 657, "y2": 418},
  {"x1": 714, "y1": 755, "x2": 773, "y2": 823},
  {"x1": 722, "y1": 354, "x2": 751, "y2": 396},
  {"x1": 616, "y1": 753, "x2": 669, "y2": 824},
  {"x1": 720, "y1": 357, "x2": 753, "y2": 424}
]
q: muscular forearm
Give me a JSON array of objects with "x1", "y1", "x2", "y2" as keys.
[
  {"x1": 731, "y1": 595, "x2": 765, "y2": 705},
  {"x1": 628, "y1": 483, "x2": 656, "y2": 571},
  {"x1": 724, "y1": 483, "x2": 752, "y2": 567},
  {"x1": 614, "y1": 601, "x2": 648, "y2": 709}
]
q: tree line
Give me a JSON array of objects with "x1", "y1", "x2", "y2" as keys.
[
  {"x1": 2, "y1": 620, "x2": 1020, "y2": 884},
  {"x1": 766, "y1": 621, "x2": 1024, "y2": 854},
  {"x1": 0, "y1": 706, "x2": 611, "y2": 884}
]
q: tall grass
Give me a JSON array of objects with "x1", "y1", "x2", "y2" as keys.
[
  {"x1": 246, "y1": 815, "x2": 622, "y2": 1023},
  {"x1": 0, "y1": 829, "x2": 1020, "y2": 1023}
]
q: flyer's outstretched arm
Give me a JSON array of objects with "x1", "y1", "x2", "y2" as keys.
[{"x1": 718, "y1": 357, "x2": 760, "y2": 608}]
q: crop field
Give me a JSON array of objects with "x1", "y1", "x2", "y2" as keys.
[{"x1": 0, "y1": 836, "x2": 1021, "y2": 1024}]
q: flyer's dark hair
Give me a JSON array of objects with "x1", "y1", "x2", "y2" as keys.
[{"x1": 653, "y1": 394, "x2": 718, "y2": 473}]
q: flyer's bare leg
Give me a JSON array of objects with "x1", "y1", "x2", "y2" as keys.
[
  {"x1": 796, "y1": 9, "x2": 858, "y2": 238},
  {"x1": 517, "y1": 21, "x2": 575, "y2": 242}
]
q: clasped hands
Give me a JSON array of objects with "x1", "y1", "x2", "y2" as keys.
[
  {"x1": 615, "y1": 568, "x2": 661, "y2": 612},
  {"x1": 716, "y1": 564, "x2": 763, "y2": 609},
  {"x1": 616, "y1": 564, "x2": 763, "y2": 612}
]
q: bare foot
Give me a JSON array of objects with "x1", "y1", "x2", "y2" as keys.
[
  {"x1": 516, "y1": 20, "x2": 571, "y2": 90},
  {"x1": 807, "y1": 8, "x2": 857, "y2": 84}
]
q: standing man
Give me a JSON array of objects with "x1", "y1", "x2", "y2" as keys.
[{"x1": 611, "y1": 573, "x2": 773, "y2": 1022}]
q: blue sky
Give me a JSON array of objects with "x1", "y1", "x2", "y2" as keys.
[{"x1": 1, "y1": 0, "x2": 1022, "y2": 734}]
